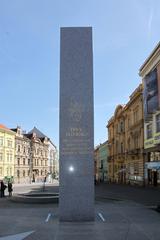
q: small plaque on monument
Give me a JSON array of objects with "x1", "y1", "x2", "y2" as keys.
[{"x1": 59, "y1": 27, "x2": 94, "y2": 221}]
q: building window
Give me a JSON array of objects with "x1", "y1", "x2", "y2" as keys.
[
  {"x1": 41, "y1": 170, "x2": 43, "y2": 176},
  {"x1": 147, "y1": 124, "x2": 152, "y2": 139},
  {"x1": 128, "y1": 117, "x2": 130, "y2": 128},
  {"x1": 0, "y1": 137, "x2": 3, "y2": 146},
  {"x1": 100, "y1": 160, "x2": 103, "y2": 169},
  {"x1": 23, "y1": 170, "x2": 25, "y2": 177},
  {"x1": 28, "y1": 159, "x2": 30, "y2": 165},
  {"x1": 7, "y1": 140, "x2": 12, "y2": 148},
  {"x1": 23, "y1": 158, "x2": 25, "y2": 165},
  {"x1": 156, "y1": 114, "x2": 160, "y2": 133},
  {"x1": 134, "y1": 136, "x2": 139, "y2": 149},
  {"x1": 121, "y1": 142, "x2": 124, "y2": 153},
  {"x1": 7, "y1": 152, "x2": 9, "y2": 161},
  {"x1": 120, "y1": 121, "x2": 124, "y2": 132},
  {"x1": 128, "y1": 138, "x2": 130, "y2": 151},
  {"x1": 134, "y1": 162, "x2": 139, "y2": 174},
  {"x1": 23, "y1": 147, "x2": 26, "y2": 154},
  {"x1": 17, "y1": 158, "x2": 20, "y2": 165},
  {"x1": 45, "y1": 151, "x2": 47, "y2": 157},
  {"x1": 17, "y1": 170, "x2": 20, "y2": 177},
  {"x1": 10, "y1": 153, "x2": 12, "y2": 161},
  {"x1": 37, "y1": 149, "x2": 39, "y2": 155},
  {"x1": 28, "y1": 170, "x2": 30, "y2": 176},
  {"x1": 18, "y1": 145, "x2": 21, "y2": 152},
  {"x1": 0, "y1": 153, "x2": 3, "y2": 161},
  {"x1": 116, "y1": 124, "x2": 118, "y2": 134},
  {"x1": 133, "y1": 109, "x2": 138, "y2": 123}
]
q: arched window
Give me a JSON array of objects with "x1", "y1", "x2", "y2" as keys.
[{"x1": 17, "y1": 170, "x2": 20, "y2": 177}]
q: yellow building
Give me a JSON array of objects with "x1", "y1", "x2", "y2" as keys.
[
  {"x1": 0, "y1": 124, "x2": 15, "y2": 181},
  {"x1": 124, "y1": 84, "x2": 144, "y2": 185},
  {"x1": 107, "y1": 84, "x2": 144, "y2": 185}
]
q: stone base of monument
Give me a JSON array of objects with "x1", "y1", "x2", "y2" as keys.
[{"x1": 10, "y1": 192, "x2": 59, "y2": 204}]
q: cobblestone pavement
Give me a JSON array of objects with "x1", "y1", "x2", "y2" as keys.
[{"x1": 0, "y1": 183, "x2": 160, "y2": 239}]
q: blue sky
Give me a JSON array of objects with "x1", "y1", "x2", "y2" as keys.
[{"x1": 0, "y1": 0, "x2": 160, "y2": 147}]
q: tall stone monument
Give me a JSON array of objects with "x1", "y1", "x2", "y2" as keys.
[{"x1": 59, "y1": 27, "x2": 94, "y2": 221}]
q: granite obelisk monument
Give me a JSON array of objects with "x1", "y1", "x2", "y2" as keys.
[{"x1": 59, "y1": 27, "x2": 94, "y2": 221}]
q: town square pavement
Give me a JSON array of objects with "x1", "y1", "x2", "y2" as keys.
[{"x1": 0, "y1": 183, "x2": 160, "y2": 240}]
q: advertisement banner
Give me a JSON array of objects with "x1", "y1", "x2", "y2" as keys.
[{"x1": 143, "y1": 68, "x2": 158, "y2": 121}]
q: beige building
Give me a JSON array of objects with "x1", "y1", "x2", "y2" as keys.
[
  {"x1": 11, "y1": 126, "x2": 58, "y2": 184},
  {"x1": 124, "y1": 84, "x2": 144, "y2": 185},
  {"x1": 11, "y1": 127, "x2": 31, "y2": 184},
  {"x1": 107, "y1": 105, "x2": 125, "y2": 183},
  {"x1": 107, "y1": 84, "x2": 145, "y2": 185},
  {"x1": 139, "y1": 42, "x2": 160, "y2": 186},
  {"x1": 0, "y1": 124, "x2": 15, "y2": 182},
  {"x1": 26, "y1": 127, "x2": 49, "y2": 183}
]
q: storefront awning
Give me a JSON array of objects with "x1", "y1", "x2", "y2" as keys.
[{"x1": 145, "y1": 162, "x2": 160, "y2": 170}]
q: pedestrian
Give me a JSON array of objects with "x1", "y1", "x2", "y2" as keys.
[
  {"x1": 8, "y1": 181, "x2": 13, "y2": 197},
  {"x1": 0, "y1": 180, "x2": 7, "y2": 198}
]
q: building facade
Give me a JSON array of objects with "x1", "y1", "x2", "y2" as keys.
[
  {"x1": 26, "y1": 127, "x2": 50, "y2": 183},
  {"x1": 48, "y1": 140, "x2": 58, "y2": 181},
  {"x1": 9, "y1": 126, "x2": 58, "y2": 184},
  {"x1": 107, "y1": 105, "x2": 126, "y2": 183},
  {"x1": 124, "y1": 84, "x2": 144, "y2": 185},
  {"x1": 139, "y1": 42, "x2": 160, "y2": 186},
  {"x1": 11, "y1": 127, "x2": 31, "y2": 184},
  {"x1": 0, "y1": 124, "x2": 15, "y2": 182},
  {"x1": 94, "y1": 141, "x2": 108, "y2": 182},
  {"x1": 107, "y1": 84, "x2": 144, "y2": 185}
]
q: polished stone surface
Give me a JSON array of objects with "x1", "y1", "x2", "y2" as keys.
[{"x1": 59, "y1": 27, "x2": 94, "y2": 221}]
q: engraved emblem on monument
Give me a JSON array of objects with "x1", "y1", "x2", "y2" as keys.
[{"x1": 69, "y1": 99, "x2": 83, "y2": 122}]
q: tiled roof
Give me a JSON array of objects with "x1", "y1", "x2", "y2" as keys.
[
  {"x1": 0, "y1": 124, "x2": 15, "y2": 134},
  {"x1": 0, "y1": 124, "x2": 10, "y2": 131}
]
